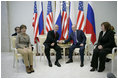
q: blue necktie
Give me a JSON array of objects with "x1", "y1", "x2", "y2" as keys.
[{"x1": 74, "y1": 32, "x2": 77, "y2": 45}]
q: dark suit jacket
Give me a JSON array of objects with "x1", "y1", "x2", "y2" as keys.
[
  {"x1": 64, "y1": 30, "x2": 86, "y2": 45},
  {"x1": 44, "y1": 30, "x2": 59, "y2": 46},
  {"x1": 97, "y1": 30, "x2": 116, "y2": 49},
  {"x1": 12, "y1": 33, "x2": 17, "y2": 36}
]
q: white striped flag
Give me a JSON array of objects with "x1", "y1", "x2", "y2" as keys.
[
  {"x1": 76, "y1": 1, "x2": 85, "y2": 32},
  {"x1": 46, "y1": 1, "x2": 53, "y2": 34},
  {"x1": 32, "y1": 1, "x2": 39, "y2": 43},
  {"x1": 61, "y1": 1, "x2": 68, "y2": 40}
]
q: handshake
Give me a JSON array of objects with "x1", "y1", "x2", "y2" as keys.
[{"x1": 57, "y1": 40, "x2": 65, "y2": 44}]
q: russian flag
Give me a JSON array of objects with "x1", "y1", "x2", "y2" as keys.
[
  {"x1": 69, "y1": 1, "x2": 76, "y2": 36},
  {"x1": 85, "y1": 2, "x2": 96, "y2": 44},
  {"x1": 38, "y1": 1, "x2": 44, "y2": 35},
  {"x1": 55, "y1": 1, "x2": 61, "y2": 40}
]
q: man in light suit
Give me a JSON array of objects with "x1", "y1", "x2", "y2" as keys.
[{"x1": 59, "y1": 25, "x2": 86, "y2": 67}]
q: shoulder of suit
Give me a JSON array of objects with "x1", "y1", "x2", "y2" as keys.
[
  {"x1": 77, "y1": 30, "x2": 83, "y2": 33},
  {"x1": 56, "y1": 32, "x2": 59, "y2": 35},
  {"x1": 48, "y1": 31, "x2": 52, "y2": 33},
  {"x1": 107, "y1": 30, "x2": 114, "y2": 34},
  {"x1": 48, "y1": 31, "x2": 52, "y2": 34},
  {"x1": 77, "y1": 30, "x2": 82, "y2": 32}
]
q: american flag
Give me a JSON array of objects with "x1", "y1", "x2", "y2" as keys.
[
  {"x1": 61, "y1": 1, "x2": 68, "y2": 40},
  {"x1": 32, "y1": 1, "x2": 39, "y2": 43},
  {"x1": 46, "y1": 1, "x2": 53, "y2": 34},
  {"x1": 76, "y1": 1, "x2": 85, "y2": 32}
]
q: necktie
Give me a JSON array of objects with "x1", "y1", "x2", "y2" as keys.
[
  {"x1": 74, "y1": 32, "x2": 77, "y2": 45},
  {"x1": 54, "y1": 32, "x2": 56, "y2": 38}
]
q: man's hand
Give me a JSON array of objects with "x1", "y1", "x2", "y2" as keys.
[
  {"x1": 98, "y1": 45, "x2": 103, "y2": 49},
  {"x1": 80, "y1": 43, "x2": 84, "y2": 46},
  {"x1": 51, "y1": 43, "x2": 55, "y2": 46},
  {"x1": 58, "y1": 40, "x2": 63, "y2": 44}
]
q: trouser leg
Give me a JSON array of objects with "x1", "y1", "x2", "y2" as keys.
[
  {"x1": 44, "y1": 44, "x2": 51, "y2": 62},
  {"x1": 91, "y1": 48, "x2": 100, "y2": 68},
  {"x1": 69, "y1": 45, "x2": 76, "y2": 60},
  {"x1": 53, "y1": 45, "x2": 62, "y2": 62},
  {"x1": 17, "y1": 49, "x2": 29, "y2": 66},
  {"x1": 79, "y1": 46, "x2": 85, "y2": 64}
]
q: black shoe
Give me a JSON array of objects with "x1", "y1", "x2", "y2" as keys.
[
  {"x1": 66, "y1": 59, "x2": 73, "y2": 64},
  {"x1": 98, "y1": 69, "x2": 104, "y2": 72},
  {"x1": 48, "y1": 62, "x2": 52, "y2": 67},
  {"x1": 90, "y1": 67, "x2": 96, "y2": 72},
  {"x1": 55, "y1": 62, "x2": 61, "y2": 67},
  {"x1": 80, "y1": 63, "x2": 84, "y2": 67}
]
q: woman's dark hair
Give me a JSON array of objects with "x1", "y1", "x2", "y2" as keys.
[
  {"x1": 101, "y1": 22, "x2": 111, "y2": 31},
  {"x1": 20, "y1": 24, "x2": 27, "y2": 30},
  {"x1": 111, "y1": 26, "x2": 115, "y2": 31}
]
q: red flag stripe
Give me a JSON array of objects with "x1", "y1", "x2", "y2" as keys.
[
  {"x1": 76, "y1": 11, "x2": 81, "y2": 25},
  {"x1": 78, "y1": 14, "x2": 84, "y2": 30},
  {"x1": 46, "y1": 18, "x2": 52, "y2": 31}
]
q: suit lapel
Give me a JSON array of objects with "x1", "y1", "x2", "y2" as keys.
[
  {"x1": 101, "y1": 31, "x2": 107, "y2": 39},
  {"x1": 52, "y1": 30, "x2": 57, "y2": 39},
  {"x1": 52, "y1": 30, "x2": 55, "y2": 38}
]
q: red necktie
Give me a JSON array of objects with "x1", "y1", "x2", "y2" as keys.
[{"x1": 54, "y1": 32, "x2": 56, "y2": 38}]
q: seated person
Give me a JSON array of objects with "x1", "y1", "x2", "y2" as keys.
[
  {"x1": 90, "y1": 22, "x2": 116, "y2": 72},
  {"x1": 16, "y1": 25, "x2": 34, "y2": 74},
  {"x1": 12, "y1": 26, "x2": 20, "y2": 36},
  {"x1": 43, "y1": 25, "x2": 62, "y2": 67},
  {"x1": 59, "y1": 24, "x2": 86, "y2": 67}
]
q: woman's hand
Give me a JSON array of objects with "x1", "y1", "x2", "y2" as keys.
[
  {"x1": 23, "y1": 47, "x2": 32, "y2": 52},
  {"x1": 98, "y1": 45, "x2": 103, "y2": 49},
  {"x1": 23, "y1": 47, "x2": 28, "y2": 52}
]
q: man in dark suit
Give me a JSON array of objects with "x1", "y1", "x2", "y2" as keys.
[
  {"x1": 59, "y1": 25, "x2": 86, "y2": 67},
  {"x1": 43, "y1": 25, "x2": 62, "y2": 67}
]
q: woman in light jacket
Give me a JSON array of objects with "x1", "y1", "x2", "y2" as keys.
[{"x1": 16, "y1": 24, "x2": 34, "y2": 74}]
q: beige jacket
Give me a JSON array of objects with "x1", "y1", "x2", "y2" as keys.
[{"x1": 16, "y1": 33, "x2": 31, "y2": 49}]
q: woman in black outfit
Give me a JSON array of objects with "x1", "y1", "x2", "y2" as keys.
[{"x1": 90, "y1": 22, "x2": 116, "y2": 72}]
